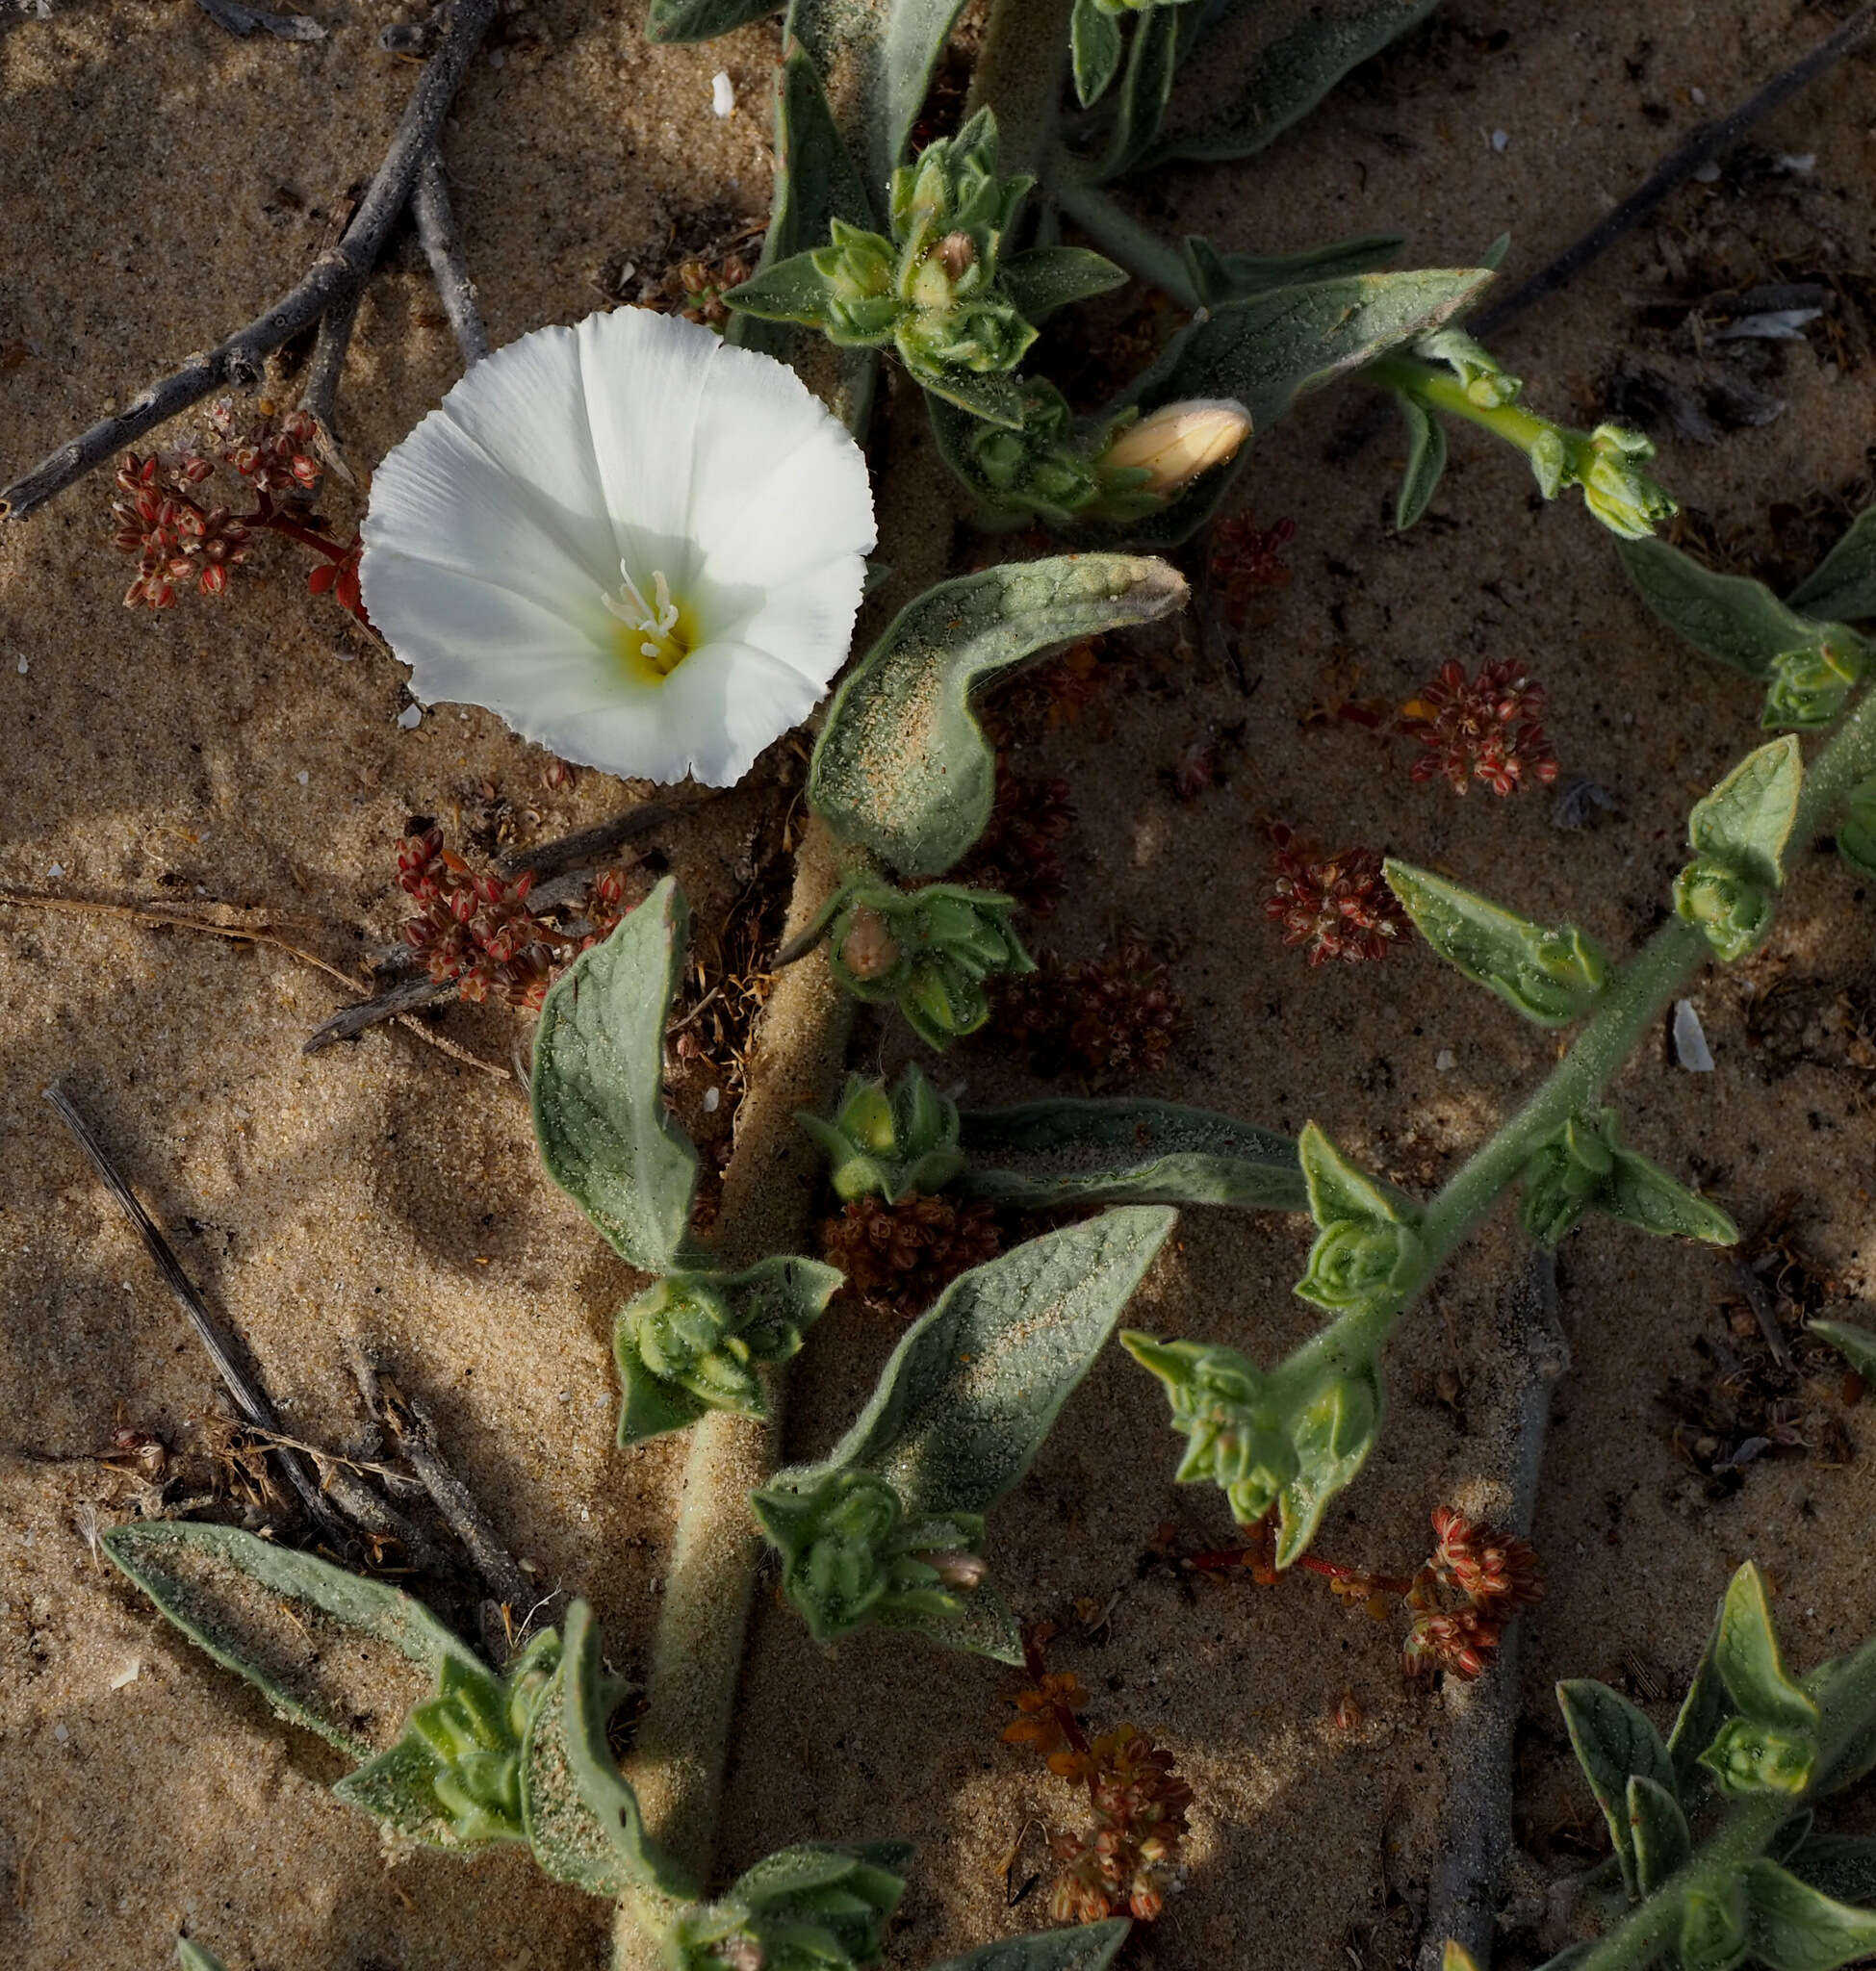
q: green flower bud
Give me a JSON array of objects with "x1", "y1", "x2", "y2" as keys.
[
  {"x1": 1418, "y1": 328, "x2": 1525, "y2": 409},
  {"x1": 1699, "y1": 1716, "x2": 1817, "y2": 1797},
  {"x1": 1679, "y1": 1874, "x2": 1751, "y2": 1971},
  {"x1": 1762, "y1": 638, "x2": 1863, "y2": 730},
  {"x1": 1296, "y1": 1216, "x2": 1423, "y2": 1314},
  {"x1": 620, "y1": 1275, "x2": 761, "y2": 1416},
  {"x1": 1120, "y1": 1335, "x2": 1299, "y2": 1524},
  {"x1": 1519, "y1": 1112, "x2": 1615, "y2": 1248},
  {"x1": 669, "y1": 1843, "x2": 909, "y2": 1971},
  {"x1": 1577, "y1": 423, "x2": 1677, "y2": 541},
  {"x1": 809, "y1": 219, "x2": 898, "y2": 346},
  {"x1": 403, "y1": 1641, "x2": 567, "y2": 1844},
  {"x1": 1673, "y1": 856, "x2": 1776, "y2": 962},
  {"x1": 797, "y1": 1065, "x2": 964, "y2": 1203}
]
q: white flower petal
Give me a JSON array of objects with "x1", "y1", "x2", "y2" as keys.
[{"x1": 710, "y1": 556, "x2": 869, "y2": 685}]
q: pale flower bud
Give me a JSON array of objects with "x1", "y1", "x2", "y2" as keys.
[{"x1": 1100, "y1": 398, "x2": 1251, "y2": 498}]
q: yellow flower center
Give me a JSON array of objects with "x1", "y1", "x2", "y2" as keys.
[{"x1": 604, "y1": 565, "x2": 698, "y2": 683}]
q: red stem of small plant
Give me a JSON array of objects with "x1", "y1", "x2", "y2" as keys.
[{"x1": 251, "y1": 493, "x2": 351, "y2": 560}]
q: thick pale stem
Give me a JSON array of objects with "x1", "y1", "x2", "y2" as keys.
[
  {"x1": 966, "y1": 0, "x2": 1075, "y2": 182},
  {"x1": 1369, "y1": 353, "x2": 1557, "y2": 455}
]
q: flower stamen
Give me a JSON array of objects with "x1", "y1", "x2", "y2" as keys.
[{"x1": 604, "y1": 563, "x2": 693, "y2": 678}]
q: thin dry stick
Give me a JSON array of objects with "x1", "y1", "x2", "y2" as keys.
[
  {"x1": 0, "y1": 887, "x2": 509, "y2": 1080},
  {"x1": 296, "y1": 282, "x2": 366, "y2": 485},
  {"x1": 414, "y1": 150, "x2": 491, "y2": 367},
  {"x1": 0, "y1": 0, "x2": 499, "y2": 522},
  {"x1": 1472, "y1": 4, "x2": 1876, "y2": 337},
  {"x1": 1416, "y1": 1250, "x2": 1570, "y2": 1971},
  {"x1": 42, "y1": 1083, "x2": 349, "y2": 1541}
]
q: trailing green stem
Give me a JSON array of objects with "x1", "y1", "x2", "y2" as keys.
[{"x1": 1050, "y1": 164, "x2": 1202, "y2": 309}]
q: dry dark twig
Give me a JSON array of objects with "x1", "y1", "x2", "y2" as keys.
[
  {"x1": 414, "y1": 150, "x2": 491, "y2": 367},
  {"x1": 497, "y1": 792, "x2": 717, "y2": 883},
  {"x1": 1416, "y1": 1250, "x2": 1570, "y2": 1971},
  {"x1": 0, "y1": 0, "x2": 499, "y2": 522},
  {"x1": 192, "y1": 0, "x2": 325, "y2": 40},
  {"x1": 1472, "y1": 4, "x2": 1876, "y2": 337},
  {"x1": 296, "y1": 283, "x2": 365, "y2": 486},
  {"x1": 42, "y1": 1083, "x2": 349, "y2": 1541}
]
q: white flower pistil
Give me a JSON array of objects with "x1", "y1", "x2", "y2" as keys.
[{"x1": 604, "y1": 564, "x2": 693, "y2": 680}]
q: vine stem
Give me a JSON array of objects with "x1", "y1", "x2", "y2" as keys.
[{"x1": 1049, "y1": 167, "x2": 1202, "y2": 311}]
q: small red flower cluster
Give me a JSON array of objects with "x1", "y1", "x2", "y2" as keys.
[
  {"x1": 1401, "y1": 658, "x2": 1558, "y2": 798},
  {"x1": 113, "y1": 454, "x2": 251, "y2": 607},
  {"x1": 1210, "y1": 510, "x2": 1297, "y2": 625},
  {"x1": 209, "y1": 398, "x2": 322, "y2": 497},
  {"x1": 1005, "y1": 1668, "x2": 1192, "y2": 1925},
  {"x1": 1264, "y1": 827, "x2": 1409, "y2": 966},
  {"x1": 1400, "y1": 1507, "x2": 1545, "y2": 1682},
  {"x1": 397, "y1": 829, "x2": 633, "y2": 1012}
]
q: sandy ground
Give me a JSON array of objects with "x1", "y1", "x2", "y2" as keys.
[{"x1": 5, "y1": 1, "x2": 1876, "y2": 1967}]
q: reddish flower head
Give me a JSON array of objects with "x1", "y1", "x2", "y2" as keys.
[
  {"x1": 1401, "y1": 658, "x2": 1557, "y2": 797},
  {"x1": 1265, "y1": 828, "x2": 1410, "y2": 965}
]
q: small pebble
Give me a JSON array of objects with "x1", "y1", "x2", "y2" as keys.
[
  {"x1": 15, "y1": 656, "x2": 26, "y2": 674},
  {"x1": 711, "y1": 70, "x2": 735, "y2": 117},
  {"x1": 397, "y1": 704, "x2": 423, "y2": 730},
  {"x1": 1435, "y1": 1048, "x2": 1455, "y2": 1073},
  {"x1": 53, "y1": 1722, "x2": 69, "y2": 1744},
  {"x1": 703, "y1": 1086, "x2": 721, "y2": 1113},
  {"x1": 1690, "y1": 86, "x2": 1708, "y2": 105},
  {"x1": 110, "y1": 1659, "x2": 141, "y2": 1690},
  {"x1": 295, "y1": 769, "x2": 310, "y2": 785},
  {"x1": 1490, "y1": 128, "x2": 1508, "y2": 152},
  {"x1": 1673, "y1": 998, "x2": 1714, "y2": 1071}
]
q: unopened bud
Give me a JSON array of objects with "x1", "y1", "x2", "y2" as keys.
[
  {"x1": 837, "y1": 905, "x2": 900, "y2": 982},
  {"x1": 1100, "y1": 398, "x2": 1251, "y2": 499},
  {"x1": 937, "y1": 230, "x2": 976, "y2": 280}
]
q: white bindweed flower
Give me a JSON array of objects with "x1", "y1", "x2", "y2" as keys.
[{"x1": 360, "y1": 307, "x2": 876, "y2": 787}]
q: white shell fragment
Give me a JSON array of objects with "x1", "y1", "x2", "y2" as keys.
[
  {"x1": 711, "y1": 70, "x2": 735, "y2": 118},
  {"x1": 1673, "y1": 999, "x2": 1714, "y2": 1072}
]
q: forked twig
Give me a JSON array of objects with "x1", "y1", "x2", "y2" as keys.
[
  {"x1": 0, "y1": 0, "x2": 499, "y2": 522},
  {"x1": 414, "y1": 150, "x2": 491, "y2": 367},
  {"x1": 1473, "y1": 4, "x2": 1876, "y2": 337}
]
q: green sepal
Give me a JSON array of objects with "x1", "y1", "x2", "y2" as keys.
[
  {"x1": 1555, "y1": 1678, "x2": 1677, "y2": 1896},
  {"x1": 927, "y1": 1918, "x2": 1132, "y2": 1971},
  {"x1": 931, "y1": 381, "x2": 1111, "y2": 530},
  {"x1": 798, "y1": 1064, "x2": 964, "y2": 1204},
  {"x1": 810, "y1": 554, "x2": 1186, "y2": 878},
  {"x1": 1808, "y1": 1318, "x2": 1876, "y2": 1380},
  {"x1": 614, "y1": 1257, "x2": 843, "y2": 1445},
  {"x1": 667, "y1": 1840, "x2": 911, "y2": 1971},
  {"x1": 1384, "y1": 859, "x2": 1608, "y2": 1026},
  {"x1": 956, "y1": 1096, "x2": 1306, "y2": 1213},
  {"x1": 1700, "y1": 1715, "x2": 1818, "y2": 1798},
  {"x1": 1121, "y1": 1330, "x2": 1383, "y2": 1563},
  {"x1": 1675, "y1": 736, "x2": 1804, "y2": 960},
  {"x1": 1294, "y1": 1122, "x2": 1422, "y2": 1317},
  {"x1": 1519, "y1": 1109, "x2": 1736, "y2": 1251},
  {"x1": 1070, "y1": 0, "x2": 1124, "y2": 106},
  {"x1": 1739, "y1": 1859, "x2": 1876, "y2": 1969},
  {"x1": 1680, "y1": 1871, "x2": 1751, "y2": 1971},
  {"x1": 531, "y1": 878, "x2": 699, "y2": 1274},
  {"x1": 1626, "y1": 1772, "x2": 1691, "y2": 1893},
  {"x1": 1297, "y1": 1119, "x2": 1408, "y2": 1229},
  {"x1": 1790, "y1": 506, "x2": 1876, "y2": 623},
  {"x1": 1714, "y1": 1561, "x2": 1821, "y2": 1732},
  {"x1": 823, "y1": 877, "x2": 1034, "y2": 1050},
  {"x1": 1762, "y1": 634, "x2": 1867, "y2": 732},
  {"x1": 1183, "y1": 231, "x2": 1404, "y2": 307},
  {"x1": 1393, "y1": 392, "x2": 1448, "y2": 530},
  {"x1": 1837, "y1": 775, "x2": 1876, "y2": 880},
  {"x1": 1418, "y1": 326, "x2": 1523, "y2": 407},
  {"x1": 998, "y1": 246, "x2": 1127, "y2": 323},
  {"x1": 727, "y1": 250, "x2": 843, "y2": 330}
]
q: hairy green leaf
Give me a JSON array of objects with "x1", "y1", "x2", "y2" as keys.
[
  {"x1": 103, "y1": 1521, "x2": 480, "y2": 1757},
  {"x1": 1385, "y1": 860, "x2": 1608, "y2": 1025},
  {"x1": 928, "y1": 1918, "x2": 1133, "y2": 1971},
  {"x1": 1184, "y1": 230, "x2": 1404, "y2": 306},
  {"x1": 1809, "y1": 1318, "x2": 1876, "y2": 1381},
  {"x1": 1742, "y1": 1858, "x2": 1876, "y2": 1970},
  {"x1": 1627, "y1": 1772, "x2": 1691, "y2": 1892},
  {"x1": 1393, "y1": 391, "x2": 1448, "y2": 529},
  {"x1": 1837, "y1": 775, "x2": 1876, "y2": 881},
  {"x1": 1071, "y1": 0, "x2": 1124, "y2": 106},
  {"x1": 1687, "y1": 737, "x2": 1804, "y2": 891},
  {"x1": 1618, "y1": 538, "x2": 1829, "y2": 680},
  {"x1": 1097, "y1": 0, "x2": 1180, "y2": 179},
  {"x1": 669, "y1": 1838, "x2": 911, "y2": 1969},
  {"x1": 1605, "y1": 1145, "x2": 1738, "y2": 1245},
  {"x1": 1556, "y1": 1677, "x2": 1676, "y2": 1895},
  {"x1": 1143, "y1": 0, "x2": 1443, "y2": 167},
  {"x1": 1715, "y1": 1562, "x2": 1820, "y2": 1731},
  {"x1": 177, "y1": 1943, "x2": 229, "y2": 1971},
  {"x1": 646, "y1": 0, "x2": 779, "y2": 38},
  {"x1": 794, "y1": 1208, "x2": 1176, "y2": 1513},
  {"x1": 1298, "y1": 1121, "x2": 1408, "y2": 1229},
  {"x1": 532, "y1": 879, "x2": 698, "y2": 1274},
  {"x1": 810, "y1": 555, "x2": 1187, "y2": 876},
  {"x1": 1272, "y1": 1356, "x2": 1383, "y2": 1564},
  {"x1": 1124, "y1": 269, "x2": 1490, "y2": 435},
  {"x1": 1668, "y1": 1619, "x2": 1730, "y2": 1799},
  {"x1": 727, "y1": 249, "x2": 836, "y2": 327},
  {"x1": 956, "y1": 1096, "x2": 1307, "y2": 1212},
  {"x1": 1790, "y1": 507, "x2": 1876, "y2": 624},
  {"x1": 999, "y1": 246, "x2": 1128, "y2": 322},
  {"x1": 1786, "y1": 1835, "x2": 1876, "y2": 1908}
]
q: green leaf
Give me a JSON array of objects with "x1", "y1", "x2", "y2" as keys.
[
  {"x1": 1688, "y1": 736, "x2": 1805, "y2": 891},
  {"x1": 1393, "y1": 391, "x2": 1448, "y2": 529},
  {"x1": 999, "y1": 245, "x2": 1128, "y2": 322},
  {"x1": 726, "y1": 249, "x2": 837, "y2": 327},
  {"x1": 1142, "y1": 0, "x2": 1443, "y2": 167},
  {"x1": 1070, "y1": 0, "x2": 1124, "y2": 106},
  {"x1": 103, "y1": 1521, "x2": 481, "y2": 1758},
  {"x1": 1837, "y1": 775, "x2": 1876, "y2": 881},
  {"x1": 1715, "y1": 1561, "x2": 1820, "y2": 1731},
  {"x1": 1273, "y1": 1355, "x2": 1383, "y2": 1564},
  {"x1": 1669, "y1": 1619, "x2": 1730, "y2": 1799},
  {"x1": 1605, "y1": 1145, "x2": 1738, "y2": 1245},
  {"x1": 773, "y1": 47, "x2": 879, "y2": 245},
  {"x1": 1520, "y1": 1111, "x2": 1735, "y2": 1251},
  {"x1": 792, "y1": 1208, "x2": 1176, "y2": 1513},
  {"x1": 177, "y1": 1944, "x2": 230, "y2": 1971},
  {"x1": 1097, "y1": 0, "x2": 1180, "y2": 179},
  {"x1": 1124, "y1": 269, "x2": 1491, "y2": 436},
  {"x1": 1742, "y1": 1859, "x2": 1876, "y2": 1970},
  {"x1": 669, "y1": 1839, "x2": 911, "y2": 1970},
  {"x1": 646, "y1": 0, "x2": 779, "y2": 38},
  {"x1": 799, "y1": 1064, "x2": 964, "y2": 1204},
  {"x1": 1617, "y1": 537, "x2": 1830, "y2": 681},
  {"x1": 1183, "y1": 230, "x2": 1405, "y2": 306},
  {"x1": 1555, "y1": 1678, "x2": 1676, "y2": 1895},
  {"x1": 1787, "y1": 1836, "x2": 1876, "y2": 1908},
  {"x1": 520, "y1": 1600, "x2": 682, "y2": 1897},
  {"x1": 871, "y1": 0, "x2": 977, "y2": 189},
  {"x1": 906, "y1": 359, "x2": 1029, "y2": 429},
  {"x1": 1627, "y1": 1772, "x2": 1691, "y2": 1892},
  {"x1": 1682, "y1": 1872, "x2": 1752, "y2": 1971},
  {"x1": 810, "y1": 555, "x2": 1187, "y2": 877},
  {"x1": 532, "y1": 879, "x2": 698, "y2": 1274},
  {"x1": 1790, "y1": 507, "x2": 1876, "y2": 623},
  {"x1": 1298, "y1": 1120, "x2": 1407, "y2": 1229},
  {"x1": 614, "y1": 1257, "x2": 844, "y2": 1444},
  {"x1": 1809, "y1": 1318, "x2": 1876, "y2": 1380},
  {"x1": 928, "y1": 1919, "x2": 1133, "y2": 1971},
  {"x1": 1384, "y1": 860, "x2": 1608, "y2": 1026},
  {"x1": 955, "y1": 1096, "x2": 1307, "y2": 1212}
]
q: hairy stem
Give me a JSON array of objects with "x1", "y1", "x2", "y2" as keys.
[
  {"x1": 966, "y1": 0, "x2": 1075, "y2": 182},
  {"x1": 1050, "y1": 166, "x2": 1201, "y2": 310}
]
